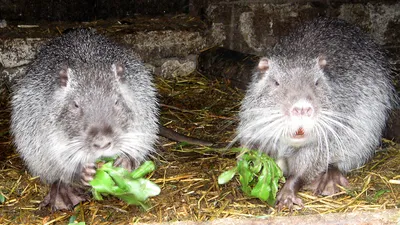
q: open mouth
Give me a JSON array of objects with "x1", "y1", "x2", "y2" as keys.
[{"x1": 292, "y1": 127, "x2": 305, "y2": 139}]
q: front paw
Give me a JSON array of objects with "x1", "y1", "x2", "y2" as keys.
[
  {"x1": 114, "y1": 156, "x2": 136, "y2": 171},
  {"x1": 80, "y1": 163, "x2": 96, "y2": 186}
]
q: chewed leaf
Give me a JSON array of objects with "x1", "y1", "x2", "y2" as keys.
[
  {"x1": 114, "y1": 178, "x2": 160, "y2": 203},
  {"x1": 219, "y1": 148, "x2": 284, "y2": 204},
  {"x1": 107, "y1": 168, "x2": 131, "y2": 191},
  {"x1": 248, "y1": 158, "x2": 262, "y2": 174},
  {"x1": 251, "y1": 181, "x2": 271, "y2": 202},
  {"x1": 218, "y1": 167, "x2": 237, "y2": 184},
  {"x1": 92, "y1": 189, "x2": 103, "y2": 201},
  {"x1": 90, "y1": 158, "x2": 161, "y2": 209},
  {"x1": 237, "y1": 159, "x2": 253, "y2": 195},
  {"x1": 138, "y1": 178, "x2": 161, "y2": 197},
  {"x1": 250, "y1": 163, "x2": 271, "y2": 202},
  {"x1": 131, "y1": 161, "x2": 156, "y2": 179},
  {"x1": 90, "y1": 170, "x2": 116, "y2": 194},
  {"x1": 97, "y1": 156, "x2": 118, "y2": 163},
  {"x1": 98, "y1": 161, "x2": 114, "y2": 171}
]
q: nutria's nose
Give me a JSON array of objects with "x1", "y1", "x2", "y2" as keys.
[
  {"x1": 89, "y1": 124, "x2": 113, "y2": 150},
  {"x1": 290, "y1": 100, "x2": 314, "y2": 117},
  {"x1": 92, "y1": 136, "x2": 112, "y2": 150}
]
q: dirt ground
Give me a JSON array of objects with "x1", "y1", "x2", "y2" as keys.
[{"x1": 0, "y1": 72, "x2": 399, "y2": 224}]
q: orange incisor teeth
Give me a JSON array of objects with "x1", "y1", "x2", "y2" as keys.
[{"x1": 296, "y1": 128, "x2": 305, "y2": 136}]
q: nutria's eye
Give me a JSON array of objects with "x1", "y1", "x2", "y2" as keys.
[
  {"x1": 268, "y1": 78, "x2": 279, "y2": 87},
  {"x1": 69, "y1": 100, "x2": 81, "y2": 113},
  {"x1": 315, "y1": 79, "x2": 320, "y2": 86},
  {"x1": 115, "y1": 97, "x2": 123, "y2": 106}
]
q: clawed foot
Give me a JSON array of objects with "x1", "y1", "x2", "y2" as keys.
[
  {"x1": 276, "y1": 188, "x2": 304, "y2": 211},
  {"x1": 275, "y1": 176, "x2": 304, "y2": 211},
  {"x1": 40, "y1": 182, "x2": 89, "y2": 211},
  {"x1": 306, "y1": 167, "x2": 349, "y2": 196}
]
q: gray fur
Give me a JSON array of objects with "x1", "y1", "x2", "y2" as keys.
[
  {"x1": 11, "y1": 29, "x2": 159, "y2": 185},
  {"x1": 237, "y1": 18, "x2": 395, "y2": 184}
]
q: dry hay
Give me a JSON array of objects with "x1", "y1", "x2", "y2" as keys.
[{"x1": 0, "y1": 72, "x2": 399, "y2": 224}]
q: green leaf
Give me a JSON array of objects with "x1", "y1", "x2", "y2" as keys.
[
  {"x1": 219, "y1": 148, "x2": 283, "y2": 205},
  {"x1": 137, "y1": 178, "x2": 161, "y2": 197},
  {"x1": 250, "y1": 163, "x2": 271, "y2": 201},
  {"x1": 270, "y1": 158, "x2": 283, "y2": 178},
  {"x1": 270, "y1": 175, "x2": 279, "y2": 200},
  {"x1": 97, "y1": 156, "x2": 118, "y2": 163},
  {"x1": 122, "y1": 178, "x2": 160, "y2": 200},
  {"x1": 107, "y1": 167, "x2": 131, "y2": 191},
  {"x1": 89, "y1": 170, "x2": 117, "y2": 194},
  {"x1": 248, "y1": 158, "x2": 262, "y2": 174},
  {"x1": 374, "y1": 189, "x2": 390, "y2": 199},
  {"x1": 131, "y1": 161, "x2": 156, "y2": 179},
  {"x1": 111, "y1": 178, "x2": 160, "y2": 210},
  {"x1": 0, "y1": 193, "x2": 5, "y2": 204},
  {"x1": 90, "y1": 159, "x2": 161, "y2": 209},
  {"x1": 263, "y1": 160, "x2": 273, "y2": 185},
  {"x1": 251, "y1": 182, "x2": 271, "y2": 202},
  {"x1": 91, "y1": 189, "x2": 103, "y2": 201},
  {"x1": 176, "y1": 141, "x2": 190, "y2": 148},
  {"x1": 98, "y1": 161, "x2": 114, "y2": 171},
  {"x1": 237, "y1": 159, "x2": 253, "y2": 195},
  {"x1": 218, "y1": 167, "x2": 237, "y2": 184},
  {"x1": 68, "y1": 215, "x2": 77, "y2": 224},
  {"x1": 68, "y1": 215, "x2": 85, "y2": 225}
]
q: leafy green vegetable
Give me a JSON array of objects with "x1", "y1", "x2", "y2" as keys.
[
  {"x1": 131, "y1": 161, "x2": 156, "y2": 179},
  {"x1": 90, "y1": 159, "x2": 160, "y2": 210},
  {"x1": 218, "y1": 167, "x2": 237, "y2": 184},
  {"x1": 218, "y1": 149, "x2": 283, "y2": 206},
  {"x1": 0, "y1": 193, "x2": 5, "y2": 204},
  {"x1": 68, "y1": 215, "x2": 85, "y2": 225}
]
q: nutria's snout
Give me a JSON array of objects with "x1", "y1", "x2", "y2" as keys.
[
  {"x1": 287, "y1": 99, "x2": 315, "y2": 142},
  {"x1": 290, "y1": 100, "x2": 314, "y2": 118},
  {"x1": 88, "y1": 124, "x2": 114, "y2": 151}
]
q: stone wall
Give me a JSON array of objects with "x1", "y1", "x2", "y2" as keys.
[
  {"x1": 191, "y1": 0, "x2": 400, "y2": 73},
  {"x1": 0, "y1": 0, "x2": 189, "y2": 22},
  {"x1": 1, "y1": 1, "x2": 400, "y2": 86},
  {"x1": 0, "y1": 15, "x2": 215, "y2": 102}
]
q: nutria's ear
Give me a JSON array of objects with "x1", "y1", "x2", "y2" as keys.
[
  {"x1": 255, "y1": 57, "x2": 270, "y2": 80},
  {"x1": 112, "y1": 63, "x2": 125, "y2": 82},
  {"x1": 59, "y1": 65, "x2": 70, "y2": 88},
  {"x1": 257, "y1": 57, "x2": 270, "y2": 73},
  {"x1": 317, "y1": 55, "x2": 327, "y2": 69}
]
